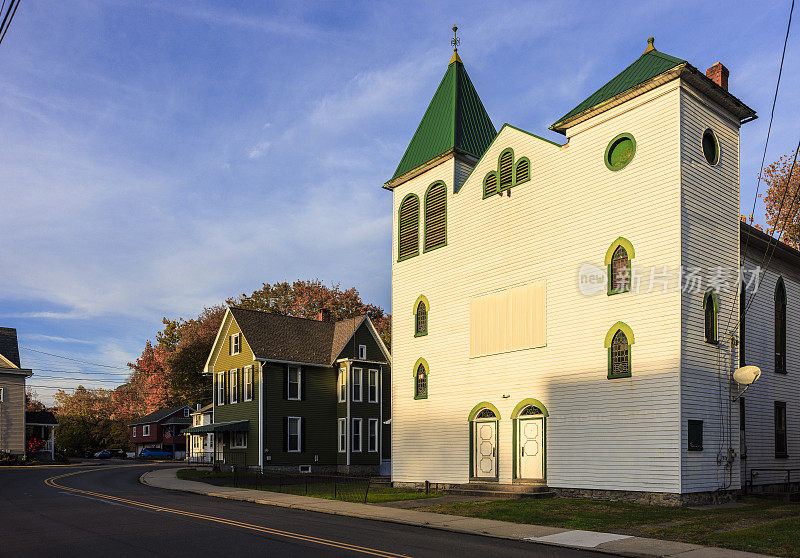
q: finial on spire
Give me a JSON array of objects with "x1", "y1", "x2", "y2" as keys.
[
  {"x1": 643, "y1": 36, "x2": 655, "y2": 54},
  {"x1": 450, "y1": 25, "x2": 462, "y2": 64}
]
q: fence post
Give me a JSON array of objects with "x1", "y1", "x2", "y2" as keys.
[
  {"x1": 425, "y1": 480, "x2": 430, "y2": 494},
  {"x1": 334, "y1": 479, "x2": 337, "y2": 499},
  {"x1": 364, "y1": 476, "x2": 371, "y2": 504},
  {"x1": 305, "y1": 475, "x2": 308, "y2": 496}
]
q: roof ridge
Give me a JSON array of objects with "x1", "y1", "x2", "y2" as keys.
[{"x1": 231, "y1": 306, "x2": 367, "y2": 325}]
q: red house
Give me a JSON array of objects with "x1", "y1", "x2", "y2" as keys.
[{"x1": 128, "y1": 406, "x2": 192, "y2": 458}]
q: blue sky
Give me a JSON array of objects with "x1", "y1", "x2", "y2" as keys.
[{"x1": 2, "y1": 1, "x2": 798, "y2": 402}]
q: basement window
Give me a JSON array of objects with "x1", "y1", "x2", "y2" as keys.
[{"x1": 688, "y1": 420, "x2": 703, "y2": 451}]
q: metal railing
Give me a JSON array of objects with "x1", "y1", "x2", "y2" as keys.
[
  {"x1": 185, "y1": 449, "x2": 248, "y2": 468},
  {"x1": 231, "y1": 470, "x2": 374, "y2": 503},
  {"x1": 748, "y1": 468, "x2": 800, "y2": 494}
]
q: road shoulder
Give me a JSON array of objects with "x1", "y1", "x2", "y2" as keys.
[{"x1": 140, "y1": 468, "x2": 772, "y2": 558}]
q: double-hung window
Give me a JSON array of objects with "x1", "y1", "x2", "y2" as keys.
[
  {"x1": 143, "y1": 425, "x2": 150, "y2": 437},
  {"x1": 775, "y1": 402, "x2": 788, "y2": 458},
  {"x1": 337, "y1": 368, "x2": 347, "y2": 402},
  {"x1": 217, "y1": 372, "x2": 225, "y2": 405},
  {"x1": 287, "y1": 366, "x2": 301, "y2": 400},
  {"x1": 0, "y1": 387, "x2": 3, "y2": 402},
  {"x1": 229, "y1": 369, "x2": 238, "y2": 403},
  {"x1": 337, "y1": 418, "x2": 347, "y2": 452},
  {"x1": 132, "y1": 426, "x2": 137, "y2": 438},
  {"x1": 244, "y1": 366, "x2": 253, "y2": 401},
  {"x1": 358, "y1": 344, "x2": 367, "y2": 360},
  {"x1": 230, "y1": 333, "x2": 241, "y2": 355},
  {"x1": 368, "y1": 418, "x2": 378, "y2": 452},
  {"x1": 351, "y1": 418, "x2": 362, "y2": 452},
  {"x1": 368, "y1": 369, "x2": 378, "y2": 403},
  {"x1": 232, "y1": 431, "x2": 247, "y2": 449},
  {"x1": 352, "y1": 368, "x2": 363, "y2": 402},
  {"x1": 287, "y1": 417, "x2": 301, "y2": 452}
]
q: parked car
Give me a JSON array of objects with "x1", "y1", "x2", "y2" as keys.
[
  {"x1": 93, "y1": 449, "x2": 111, "y2": 459},
  {"x1": 93, "y1": 448, "x2": 126, "y2": 459},
  {"x1": 139, "y1": 448, "x2": 173, "y2": 459}
]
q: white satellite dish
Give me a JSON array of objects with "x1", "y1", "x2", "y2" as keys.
[{"x1": 733, "y1": 365, "x2": 761, "y2": 385}]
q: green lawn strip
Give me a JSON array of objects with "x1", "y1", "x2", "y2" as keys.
[
  {"x1": 176, "y1": 469, "x2": 439, "y2": 503},
  {"x1": 427, "y1": 497, "x2": 800, "y2": 557}
]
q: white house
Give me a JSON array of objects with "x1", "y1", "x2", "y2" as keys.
[{"x1": 386, "y1": 37, "x2": 798, "y2": 503}]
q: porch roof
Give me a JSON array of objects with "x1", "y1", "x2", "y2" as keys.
[{"x1": 183, "y1": 420, "x2": 249, "y2": 434}]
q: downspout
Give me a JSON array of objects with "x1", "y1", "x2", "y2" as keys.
[
  {"x1": 258, "y1": 361, "x2": 264, "y2": 472},
  {"x1": 378, "y1": 364, "x2": 383, "y2": 463},
  {"x1": 346, "y1": 361, "x2": 351, "y2": 469}
]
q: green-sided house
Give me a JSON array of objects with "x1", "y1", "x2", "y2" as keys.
[{"x1": 189, "y1": 307, "x2": 391, "y2": 474}]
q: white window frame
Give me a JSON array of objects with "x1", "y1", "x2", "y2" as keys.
[
  {"x1": 231, "y1": 431, "x2": 248, "y2": 449},
  {"x1": 244, "y1": 366, "x2": 253, "y2": 401},
  {"x1": 0, "y1": 387, "x2": 4, "y2": 402},
  {"x1": 143, "y1": 424, "x2": 150, "y2": 437},
  {"x1": 352, "y1": 418, "x2": 362, "y2": 452},
  {"x1": 368, "y1": 369, "x2": 378, "y2": 403},
  {"x1": 287, "y1": 417, "x2": 301, "y2": 453},
  {"x1": 338, "y1": 368, "x2": 347, "y2": 402},
  {"x1": 132, "y1": 426, "x2": 137, "y2": 438},
  {"x1": 217, "y1": 371, "x2": 225, "y2": 405},
  {"x1": 183, "y1": 408, "x2": 189, "y2": 417},
  {"x1": 358, "y1": 344, "x2": 367, "y2": 360},
  {"x1": 230, "y1": 333, "x2": 241, "y2": 355},
  {"x1": 352, "y1": 368, "x2": 363, "y2": 402},
  {"x1": 368, "y1": 418, "x2": 378, "y2": 452},
  {"x1": 230, "y1": 369, "x2": 238, "y2": 404},
  {"x1": 338, "y1": 418, "x2": 347, "y2": 453},
  {"x1": 287, "y1": 366, "x2": 301, "y2": 401}
]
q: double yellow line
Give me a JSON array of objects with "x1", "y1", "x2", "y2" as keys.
[{"x1": 45, "y1": 466, "x2": 411, "y2": 558}]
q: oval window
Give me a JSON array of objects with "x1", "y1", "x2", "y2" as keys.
[
  {"x1": 605, "y1": 133, "x2": 636, "y2": 171},
  {"x1": 702, "y1": 128, "x2": 719, "y2": 166}
]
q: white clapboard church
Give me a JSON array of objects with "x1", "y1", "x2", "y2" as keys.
[{"x1": 385, "y1": 35, "x2": 799, "y2": 503}]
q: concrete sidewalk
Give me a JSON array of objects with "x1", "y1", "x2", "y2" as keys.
[{"x1": 140, "y1": 468, "x2": 772, "y2": 558}]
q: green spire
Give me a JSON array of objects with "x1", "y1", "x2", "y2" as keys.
[
  {"x1": 551, "y1": 37, "x2": 686, "y2": 133},
  {"x1": 389, "y1": 57, "x2": 496, "y2": 183}
]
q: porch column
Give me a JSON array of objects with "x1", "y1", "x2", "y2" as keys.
[{"x1": 49, "y1": 426, "x2": 54, "y2": 460}]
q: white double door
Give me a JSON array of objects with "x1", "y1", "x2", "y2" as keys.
[
  {"x1": 518, "y1": 417, "x2": 544, "y2": 479},
  {"x1": 473, "y1": 421, "x2": 497, "y2": 478}
]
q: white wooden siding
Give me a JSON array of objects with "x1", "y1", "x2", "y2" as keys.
[
  {"x1": 469, "y1": 281, "x2": 546, "y2": 357},
  {"x1": 678, "y1": 85, "x2": 744, "y2": 493},
  {"x1": 391, "y1": 81, "x2": 684, "y2": 492},
  {"x1": 739, "y1": 249, "x2": 800, "y2": 487}
]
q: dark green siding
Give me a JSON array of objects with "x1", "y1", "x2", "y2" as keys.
[
  {"x1": 336, "y1": 322, "x2": 386, "y2": 362},
  {"x1": 264, "y1": 363, "x2": 338, "y2": 467}
]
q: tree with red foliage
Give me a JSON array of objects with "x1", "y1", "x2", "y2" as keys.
[{"x1": 761, "y1": 151, "x2": 800, "y2": 249}]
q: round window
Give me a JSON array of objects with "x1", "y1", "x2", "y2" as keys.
[
  {"x1": 702, "y1": 128, "x2": 719, "y2": 166},
  {"x1": 605, "y1": 133, "x2": 636, "y2": 171}
]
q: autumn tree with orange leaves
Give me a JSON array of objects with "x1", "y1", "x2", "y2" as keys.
[{"x1": 761, "y1": 151, "x2": 800, "y2": 249}]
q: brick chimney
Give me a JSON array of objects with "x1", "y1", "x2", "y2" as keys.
[
  {"x1": 316, "y1": 308, "x2": 331, "y2": 322},
  {"x1": 706, "y1": 62, "x2": 729, "y2": 91}
]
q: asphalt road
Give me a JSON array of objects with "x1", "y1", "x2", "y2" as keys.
[{"x1": 0, "y1": 462, "x2": 609, "y2": 557}]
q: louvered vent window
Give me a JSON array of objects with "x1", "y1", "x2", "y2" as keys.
[
  {"x1": 499, "y1": 151, "x2": 513, "y2": 190},
  {"x1": 515, "y1": 158, "x2": 530, "y2": 184},
  {"x1": 483, "y1": 173, "x2": 497, "y2": 197},
  {"x1": 398, "y1": 195, "x2": 419, "y2": 261},
  {"x1": 424, "y1": 182, "x2": 447, "y2": 251}
]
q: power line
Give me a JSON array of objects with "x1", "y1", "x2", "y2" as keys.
[
  {"x1": 20, "y1": 346, "x2": 133, "y2": 370},
  {"x1": 30, "y1": 367, "x2": 132, "y2": 377},
  {"x1": 725, "y1": 0, "x2": 795, "y2": 335},
  {"x1": 0, "y1": 0, "x2": 21, "y2": 47}
]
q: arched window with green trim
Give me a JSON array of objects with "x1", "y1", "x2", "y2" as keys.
[
  {"x1": 605, "y1": 322, "x2": 634, "y2": 379},
  {"x1": 499, "y1": 149, "x2": 514, "y2": 191},
  {"x1": 423, "y1": 181, "x2": 447, "y2": 252},
  {"x1": 397, "y1": 194, "x2": 419, "y2": 261},
  {"x1": 514, "y1": 157, "x2": 530, "y2": 185},
  {"x1": 483, "y1": 172, "x2": 498, "y2": 198},
  {"x1": 605, "y1": 237, "x2": 634, "y2": 295},
  {"x1": 414, "y1": 358, "x2": 428, "y2": 399},
  {"x1": 415, "y1": 300, "x2": 427, "y2": 337},
  {"x1": 775, "y1": 278, "x2": 787, "y2": 374},
  {"x1": 703, "y1": 289, "x2": 719, "y2": 344}
]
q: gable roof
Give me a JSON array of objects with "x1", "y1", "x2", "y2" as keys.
[
  {"x1": 222, "y1": 307, "x2": 387, "y2": 368},
  {"x1": 386, "y1": 55, "x2": 497, "y2": 187},
  {"x1": 741, "y1": 221, "x2": 800, "y2": 270},
  {"x1": 129, "y1": 406, "x2": 190, "y2": 426},
  {"x1": 551, "y1": 38, "x2": 756, "y2": 134},
  {"x1": 0, "y1": 327, "x2": 22, "y2": 368}
]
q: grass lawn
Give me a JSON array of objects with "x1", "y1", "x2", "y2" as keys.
[
  {"x1": 426, "y1": 497, "x2": 800, "y2": 557},
  {"x1": 176, "y1": 468, "x2": 440, "y2": 504}
]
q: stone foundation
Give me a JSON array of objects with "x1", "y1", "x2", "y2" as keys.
[{"x1": 551, "y1": 487, "x2": 739, "y2": 506}]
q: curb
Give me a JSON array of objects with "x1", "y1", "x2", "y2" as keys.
[{"x1": 139, "y1": 469, "x2": 773, "y2": 558}]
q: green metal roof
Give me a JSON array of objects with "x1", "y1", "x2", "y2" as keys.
[
  {"x1": 552, "y1": 43, "x2": 686, "y2": 130},
  {"x1": 390, "y1": 56, "x2": 497, "y2": 182}
]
